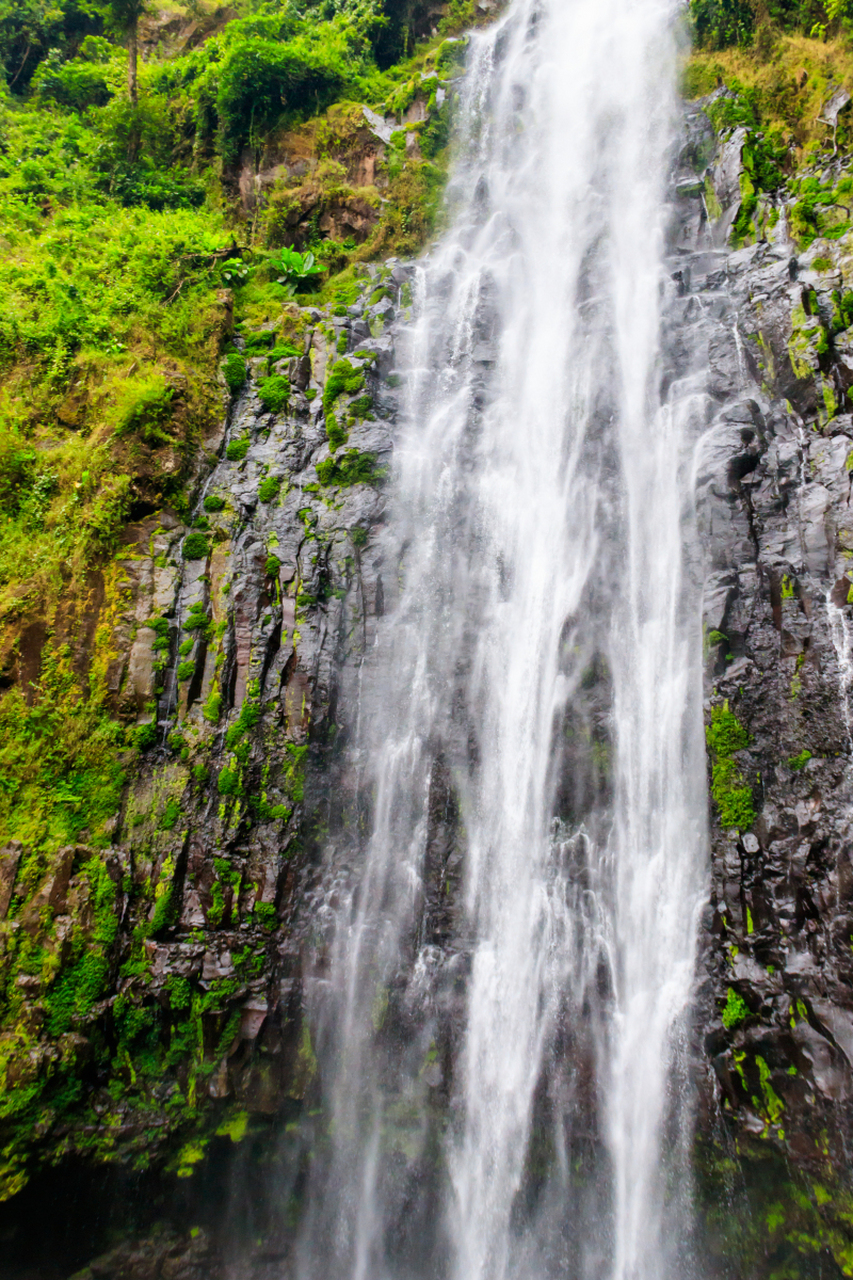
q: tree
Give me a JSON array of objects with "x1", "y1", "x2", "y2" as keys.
[
  {"x1": 101, "y1": 0, "x2": 145, "y2": 107},
  {"x1": 99, "y1": 0, "x2": 145, "y2": 161}
]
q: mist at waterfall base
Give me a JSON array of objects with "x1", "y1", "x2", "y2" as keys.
[{"x1": 297, "y1": 1, "x2": 710, "y2": 1277}]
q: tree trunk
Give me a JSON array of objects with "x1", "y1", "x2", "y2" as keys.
[
  {"x1": 127, "y1": 16, "x2": 139, "y2": 162},
  {"x1": 127, "y1": 17, "x2": 138, "y2": 107}
]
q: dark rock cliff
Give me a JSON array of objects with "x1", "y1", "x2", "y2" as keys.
[
  {"x1": 0, "y1": 267, "x2": 410, "y2": 1277},
  {"x1": 677, "y1": 101, "x2": 853, "y2": 1277}
]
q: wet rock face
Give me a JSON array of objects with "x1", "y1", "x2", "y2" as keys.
[
  {"x1": 675, "y1": 100, "x2": 853, "y2": 1267},
  {"x1": 0, "y1": 263, "x2": 411, "y2": 1235}
]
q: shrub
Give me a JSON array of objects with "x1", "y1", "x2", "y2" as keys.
[
  {"x1": 160, "y1": 798, "x2": 181, "y2": 829},
  {"x1": 257, "y1": 375, "x2": 289, "y2": 413},
  {"x1": 243, "y1": 330, "x2": 275, "y2": 353},
  {"x1": 135, "y1": 721, "x2": 158, "y2": 748},
  {"x1": 223, "y1": 352, "x2": 247, "y2": 393},
  {"x1": 149, "y1": 882, "x2": 178, "y2": 935},
  {"x1": 225, "y1": 437, "x2": 250, "y2": 462},
  {"x1": 90, "y1": 97, "x2": 206, "y2": 210},
  {"x1": 687, "y1": 0, "x2": 753, "y2": 48},
  {"x1": 253, "y1": 901, "x2": 279, "y2": 929},
  {"x1": 348, "y1": 393, "x2": 373, "y2": 419},
  {"x1": 203, "y1": 493, "x2": 226, "y2": 513},
  {"x1": 183, "y1": 611, "x2": 210, "y2": 634},
  {"x1": 269, "y1": 342, "x2": 302, "y2": 362},
  {"x1": 224, "y1": 696, "x2": 262, "y2": 750},
  {"x1": 258, "y1": 474, "x2": 281, "y2": 502},
  {"x1": 326, "y1": 411, "x2": 348, "y2": 452},
  {"x1": 265, "y1": 553, "x2": 281, "y2": 576},
  {"x1": 215, "y1": 38, "x2": 347, "y2": 161},
  {"x1": 177, "y1": 661, "x2": 195, "y2": 681},
  {"x1": 217, "y1": 766, "x2": 240, "y2": 796},
  {"x1": 706, "y1": 703, "x2": 750, "y2": 756},
  {"x1": 182, "y1": 531, "x2": 208, "y2": 560},
  {"x1": 32, "y1": 52, "x2": 112, "y2": 110},
  {"x1": 323, "y1": 357, "x2": 364, "y2": 416}
]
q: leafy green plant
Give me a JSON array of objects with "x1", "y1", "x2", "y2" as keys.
[
  {"x1": 220, "y1": 258, "x2": 250, "y2": 287},
  {"x1": 243, "y1": 330, "x2": 275, "y2": 353},
  {"x1": 160, "y1": 798, "x2": 181, "y2": 829},
  {"x1": 323, "y1": 358, "x2": 365, "y2": 413},
  {"x1": 348, "y1": 393, "x2": 373, "y2": 419},
  {"x1": 269, "y1": 342, "x2": 303, "y2": 363},
  {"x1": 225, "y1": 437, "x2": 250, "y2": 462},
  {"x1": 267, "y1": 245, "x2": 323, "y2": 294},
  {"x1": 257, "y1": 375, "x2": 288, "y2": 413},
  {"x1": 223, "y1": 352, "x2": 247, "y2": 393},
  {"x1": 253, "y1": 902, "x2": 278, "y2": 929},
  {"x1": 135, "y1": 720, "x2": 157, "y2": 749},
  {"x1": 203, "y1": 493, "x2": 226, "y2": 513},
  {"x1": 258, "y1": 475, "x2": 281, "y2": 503},
  {"x1": 112, "y1": 374, "x2": 174, "y2": 443},
  {"x1": 224, "y1": 693, "x2": 262, "y2": 751},
  {"x1": 183, "y1": 604, "x2": 211, "y2": 636},
  {"x1": 217, "y1": 766, "x2": 240, "y2": 796},
  {"x1": 326, "y1": 412, "x2": 347, "y2": 451},
  {"x1": 202, "y1": 687, "x2": 222, "y2": 723},
  {"x1": 182, "y1": 532, "x2": 208, "y2": 560},
  {"x1": 706, "y1": 702, "x2": 750, "y2": 756}
]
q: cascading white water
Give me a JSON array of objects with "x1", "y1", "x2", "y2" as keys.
[{"x1": 298, "y1": 1, "x2": 709, "y2": 1277}]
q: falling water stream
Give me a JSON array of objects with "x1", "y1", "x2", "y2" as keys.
[{"x1": 298, "y1": 0, "x2": 709, "y2": 1276}]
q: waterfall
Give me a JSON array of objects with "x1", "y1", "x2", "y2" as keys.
[{"x1": 297, "y1": 0, "x2": 709, "y2": 1276}]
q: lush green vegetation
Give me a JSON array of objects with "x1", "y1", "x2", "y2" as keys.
[
  {"x1": 686, "y1": 0, "x2": 853, "y2": 240},
  {"x1": 685, "y1": 32, "x2": 853, "y2": 163},
  {"x1": 688, "y1": 0, "x2": 853, "y2": 50}
]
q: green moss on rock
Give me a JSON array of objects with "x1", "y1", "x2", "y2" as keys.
[{"x1": 706, "y1": 700, "x2": 755, "y2": 831}]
